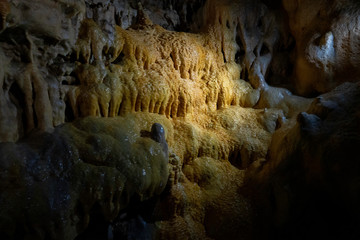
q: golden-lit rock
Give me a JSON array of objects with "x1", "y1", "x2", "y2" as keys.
[{"x1": 2, "y1": 0, "x2": 358, "y2": 239}]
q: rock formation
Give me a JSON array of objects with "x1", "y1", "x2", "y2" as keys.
[
  {"x1": 284, "y1": 0, "x2": 360, "y2": 95},
  {"x1": 0, "y1": 116, "x2": 169, "y2": 239},
  {"x1": 248, "y1": 82, "x2": 360, "y2": 239},
  {"x1": 0, "y1": 0, "x2": 359, "y2": 239}
]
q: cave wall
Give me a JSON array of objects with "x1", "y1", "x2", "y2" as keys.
[
  {"x1": 0, "y1": 0, "x2": 305, "y2": 143},
  {"x1": 284, "y1": 0, "x2": 360, "y2": 95},
  {"x1": 0, "y1": 0, "x2": 359, "y2": 239},
  {"x1": 248, "y1": 82, "x2": 360, "y2": 239}
]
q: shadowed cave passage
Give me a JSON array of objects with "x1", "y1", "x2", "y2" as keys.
[{"x1": 1, "y1": 0, "x2": 360, "y2": 239}]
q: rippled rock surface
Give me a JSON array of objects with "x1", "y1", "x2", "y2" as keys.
[{"x1": 1, "y1": 0, "x2": 360, "y2": 239}]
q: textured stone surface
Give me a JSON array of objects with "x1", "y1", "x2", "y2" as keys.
[
  {"x1": 284, "y1": 0, "x2": 360, "y2": 95},
  {"x1": 0, "y1": 0, "x2": 359, "y2": 239},
  {"x1": 248, "y1": 82, "x2": 360, "y2": 239},
  {"x1": 0, "y1": 115, "x2": 169, "y2": 239}
]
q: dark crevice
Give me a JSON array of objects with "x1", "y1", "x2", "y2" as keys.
[
  {"x1": 135, "y1": 94, "x2": 141, "y2": 112},
  {"x1": 216, "y1": 95, "x2": 222, "y2": 110},
  {"x1": 166, "y1": 98, "x2": 173, "y2": 118},
  {"x1": 111, "y1": 195, "x2": 159, "y2": 239},
  {"x1": 198, "y1": 147, "x2": 203, "y2": 158},
  {"x1": 99, "y1": 104, "x2": 105, "y2": 117},
  {"x1": 9, "y1": 82, "x2": 25, "y2": 137},
  {"x1": 74, "y1": 201, "x2": 86, "y2": 232},
  {"x1": 32, "y1": 107, "x2": 38, "y2": 131},
  {"x1": 266, "y1": 69, "x2": 277, "y2": 86},
  {"x1": 235, "y1": 49, "x2": 245, "y2": 64},
  {"x1": 108, "y1": 102, "x2": 112, "y2": 117},
  {"x1": 140, "y1": 130, "x2": 152, "y2": 138},
  {"x1": 313, "y1": 34, "x2": 324, "y2": 47},
  {"x1": 260, "y1": 44, "x2": 270, "y2": 56},
  {"x1": 61, "y1": 78, "x2": 73, "y2": 86},
  {"x1": 186, "y1": 4, "x2": 193, "y2": 24},
  {"x1": 253, "y1": 47, "x2": 258, "y2": 57},
  {"x1": 283, "y1": 34, "x2": 296, "y2": 51},
  {"x1": 41, "y1": 35, "x2": 59, "y2": 46},
  {"x1": 169, "y1": 102, "x2": 175, "y2": 118},
  {"x1": 170, "y1": 52, "x2": 176, "y2": 69},
  {"x1": 70, "y1": 71, "x2": 80, "y2": 84},
  {"x1": 288, "y1": 36, "x2": 296, "y2": 51},
  {"x1": 118, "y1": 100, "x2": 124, "y2": 116},
  {"x1": 235, "y1": 34, "x2": 245, "y2": 64},
  {"x1": 114, "y1": 10, "x2": 121, "y2": 26},
  {"x1": 275, "y1": 117, "x2": 282, "y2": 130},
  {"x1": 221, "y1": 48, "x2": 226, "y2": 63},
  {"x1": 228, "y1": 148, "x2": 243, "y2": 170},
  {"x1": 172, "y1": 0, "x2": 206, "y2": 32},
  {"x1": 75, "y1": 203, "x2": 109, "y2": 240},
  {"x1": 112, "y1": 52, "x2": 125, "y2": 65},
  {"x1": 304, "y1": 89, "x2": 322, "y2": 98},
  {"x1": 241, "y1": 68, "x2": 249, "y2": 82},
  {"x1": 69, "y1": 51, "x2": 77, "y2": 63},
  {"x1": 77, "y1": 102, "x2": 82, "y2": 118},
  {"x1": 64, "y1": 97, "x2": 75, "y2": 122},
  {"x1": 31, "y1": 82, "x2": 38, "y2": 130},
  {"x1": 257, "y1": 18, "x2": 263, "y2": 29},
  {"x1": 77, "y1": 52, "x2": 88, "y2": 64},
  {"x1": 2, "y1": 81, "x2": 7, "y2": 91}
]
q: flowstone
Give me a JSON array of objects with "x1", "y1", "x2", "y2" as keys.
[
  {"x1": 0, "y1": 116, "x2": 169, "y2": 239},
  {"x1": 1, "y1": 0, "x2": 359, "y2": 239}
]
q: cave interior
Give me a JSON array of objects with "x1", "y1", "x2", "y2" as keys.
[{"x1": 0, "y1": 0, "x2": 360, "y2": 239}]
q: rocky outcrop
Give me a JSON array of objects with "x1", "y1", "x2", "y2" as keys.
[
  {"x1": 0, "y1": 116, "x2": 169, "y2": 239},
  {"x1": 284, "y1": 0, "x2": 360, "y2": 95},
  {"x1": 0, "y1": 0, "x2": 308, "y2": 143},
  {"x1": 248, "y1": 82, "x2": 360, "y2": 239},
  {"x1": 1, "y1": 0, "x2": 360, "y2": 239}
]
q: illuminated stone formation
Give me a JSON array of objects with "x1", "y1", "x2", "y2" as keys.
[{"x1": 0, "y1": 0, "x2": 359, "y2": 239}]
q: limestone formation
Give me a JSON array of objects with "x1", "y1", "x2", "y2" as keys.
[
  {"x1": 0, "y1": 0, "x2": 359, "y2": 239},
  {"x1": 0, "y1": 116, "x2": 169, "y2": 239},
  {"x1": 248, "y1": 82, "x2": 360, "y2": 239},
  {"x1": 284, "y1": 0, "x2": 360, "y2": 95}
]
